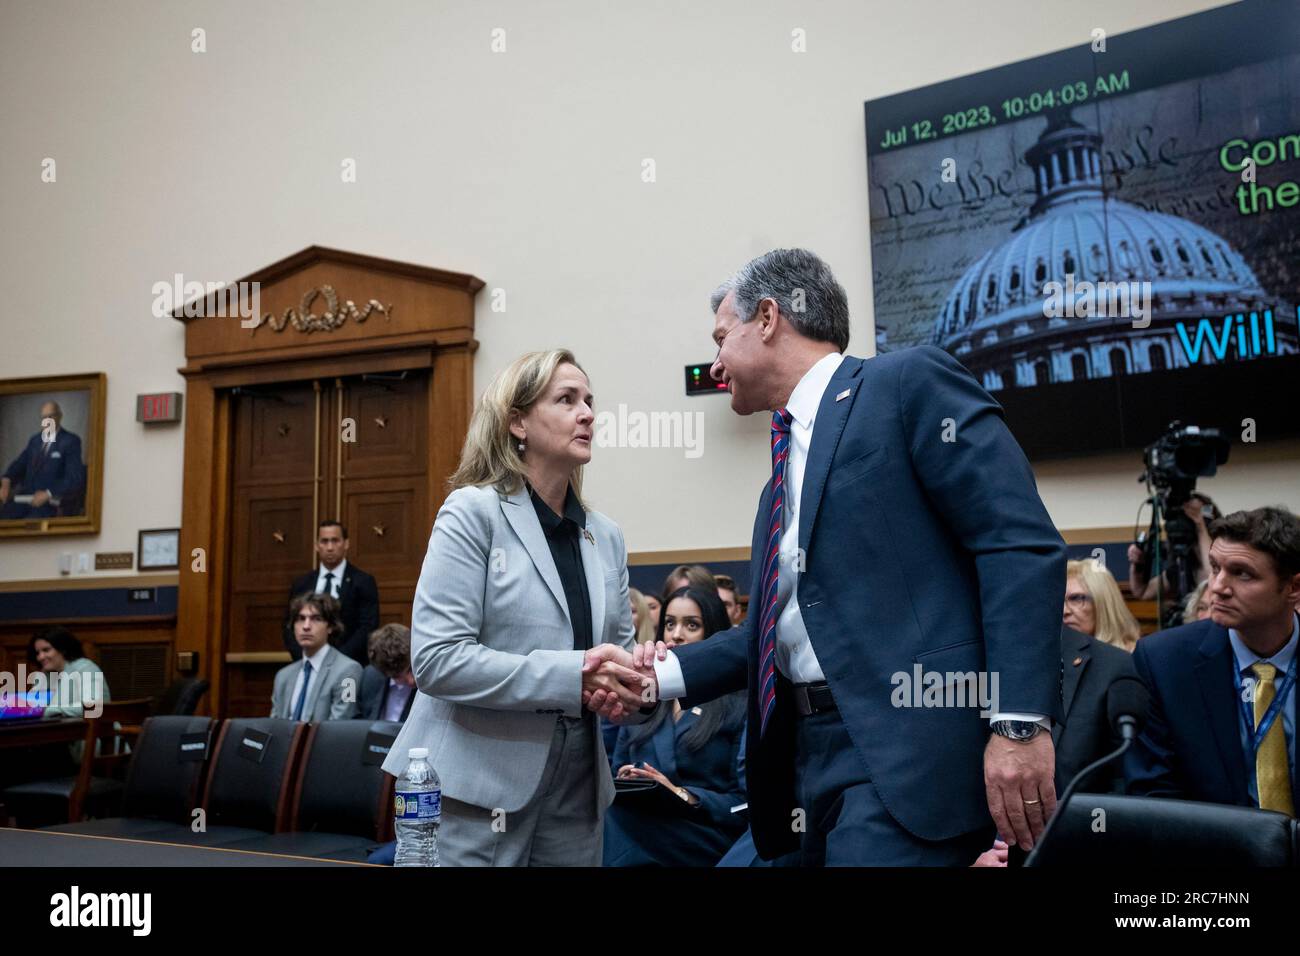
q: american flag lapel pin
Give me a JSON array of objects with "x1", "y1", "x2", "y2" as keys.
[{"x1": 835, "y1": 388, "x2": 851, "y2": 402}]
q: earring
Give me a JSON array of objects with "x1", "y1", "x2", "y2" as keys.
[{"x1": 517, "y1": 439, "x2": 525, "y2": 453}]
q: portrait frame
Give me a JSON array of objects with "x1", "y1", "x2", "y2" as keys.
[{"x1": 0, "y1": 372, "x2": 106, "y2": 538}]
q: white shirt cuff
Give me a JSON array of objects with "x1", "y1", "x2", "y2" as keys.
[
  {"x1": 990, "y1": 712, "x2": 1051, "y2": 731},
  {"x1": 653, "y1": 651, "x2": 686, "y2": 700}
]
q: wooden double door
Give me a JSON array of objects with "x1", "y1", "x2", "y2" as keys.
[{"x1": 223, "y1": 370, "x2": 430, "y2": 716}]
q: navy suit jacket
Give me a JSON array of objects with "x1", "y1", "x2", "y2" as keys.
[
  {"x1": 1125, "y1": 618, "x2": 1299, "y2": 807},
  {"x1": 282, "y1": 565, "x2": 381, "y2": 665},
  {"x1": 673, "y1": 347, "x2": 1066, "y2": 859},
  {"x1": 3, "y1": 429, "x2": 85, "y2": 509},
  {"x1": 605, "y1": 697, "x2": 747, "y2": 866},
  {"x1": 1054, "y1": 626, "x2": 1142, "y2": 793}
]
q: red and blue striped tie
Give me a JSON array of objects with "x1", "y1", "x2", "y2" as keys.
[{"x1": 758, "y1": 408, "x2": 792, "y2": 737}]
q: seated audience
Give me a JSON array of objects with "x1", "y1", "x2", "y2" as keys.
[
  {"x1": 714, "y1": 573, "x2": 745, "y2": 627},
  {"x1": 1127, "y1": 493, "x2": 1217, "y2": 604},
  {"x1": 660, "y1": 563, "x2": 717, "y2": 603},
  {"x1": 628, "y1": 588, "x2": 656, "y2": 644},
  {"x1": 1182, "y1": 579, "x2": 1212, "y2": 625},
  {"x1": 603, "y1": 587, "x2": 746, "y2": 867},
  {"x1": 272, "y1": 592, "x2": 363, "y2": 721},
  {"x1": 1054, "y1": 623, "x2": 1143, "y2": 793},
  {"x1": 1125, "y1": 506, "x2": 1300, "y2": 815},
  {"x1": 27, "y1": 626, "x2": 110, "y2": 718},
  {"x1": 361, "y1": 623, "x2": 416, "y2": 722},
  {"x1": 1064, "y1": 558, "x2": 1141, "y2": 652},
  {"x1": 643, "y1": 593, "x2": 661, "y2": 631}
]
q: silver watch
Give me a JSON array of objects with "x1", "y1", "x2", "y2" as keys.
[{"x1": 990, "y1": 719, "x2": 1043, "y2": 742}]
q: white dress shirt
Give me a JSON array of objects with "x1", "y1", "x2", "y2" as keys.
[
  {"x1": 654, "y1": 352, "x2": 1045, "y2": 726},
  {"x1": 289, "y1": 642, "x2": 332, "y2": 716},
  {"x1": 315, "y1": 559, "x2": 347, "y2": 599}
]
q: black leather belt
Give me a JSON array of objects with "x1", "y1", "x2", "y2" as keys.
[{"x1": 793, "y1": 681, "x2": 837, "y2": 716}]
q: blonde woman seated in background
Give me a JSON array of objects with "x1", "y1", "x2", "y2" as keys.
[
  {"x1": 1181, "y1": 580, "x2": 1213, "y2": 625},
  {"x1": 1063, "y1": 558, "x2": 1142, "y2": 652},
  {"x1": 628, "y1": 588, "x2": 656, "y2": 645}
]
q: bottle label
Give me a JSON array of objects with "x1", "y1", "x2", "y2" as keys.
[{"x1": 395, "y1": 788, "x2": 441, "y2": 821}]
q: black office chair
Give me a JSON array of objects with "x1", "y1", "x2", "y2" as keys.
[
  {"x1": 223, "y1": 719, "x2": 401, "y2": 862},
  {"x1": 113, "y1": 717, "x2": 307, "y2": 848},
  {"x1": 2, "y1": 699, "x2": 153, "y2": 828},
  {"x1": 151, "y1": 678, "x2": 209, "y2": 716},
  {"x1": 1025, "y1": 793, "x2": 1297, "y2": 866},
  {"x1": 43, "y1": 715, "x2": 215, "y2": 838}
]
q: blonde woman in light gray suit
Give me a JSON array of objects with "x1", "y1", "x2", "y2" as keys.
[{"x1": 381, "y1": 349, "x2": 653, "y2": 866}]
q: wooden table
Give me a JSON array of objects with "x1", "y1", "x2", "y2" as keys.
[
  {"x1": 0, "y1": 717, "x2": 85, "y2": 750},
  {"x1": 0, "y1": 827, "x2": 373, "y2": 866}
]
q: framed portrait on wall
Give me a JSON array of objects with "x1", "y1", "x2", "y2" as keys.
[{"x1": 0, "y1": 372, "x2": 106, "y2": 538}]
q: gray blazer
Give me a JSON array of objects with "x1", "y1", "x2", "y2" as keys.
[
  {"x1": 381, "y1": 483, "x2": 641, "y2": 815},
  {"x1": 271, "y1": 647, "x2": 363, "y2": 721}
]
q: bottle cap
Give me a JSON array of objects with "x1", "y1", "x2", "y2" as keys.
[{"x1": 409, "y1": 747, "x2": 428, "y2": 759}]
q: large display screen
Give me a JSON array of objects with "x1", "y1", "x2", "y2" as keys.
[{"x1": 865, "y1": 0, "x2": 1300, "y2": 458}]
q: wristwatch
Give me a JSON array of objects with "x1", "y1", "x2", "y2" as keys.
[{"x1": 990, "y1": 719, "x2": 1043, "y2": 742}]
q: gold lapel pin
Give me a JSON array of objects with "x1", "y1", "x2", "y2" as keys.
[
  {"x1": 835, "y1": 388, "x2": 851, "y2": 402},
  {"x1": 1072, "y1": 656, "x2": 1083, "y2": 666}
]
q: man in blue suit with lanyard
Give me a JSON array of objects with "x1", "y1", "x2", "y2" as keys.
[
  {"x1": 586, "y1": 249, "x2": 1066, "y2": 865},
  {"x1": 1126, "y1": 506, "x2": 1300, "y2": 815}
]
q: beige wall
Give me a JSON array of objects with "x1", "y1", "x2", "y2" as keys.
[{"x1": 4, "y1": 0, "x2": 1288, "y2": 586}]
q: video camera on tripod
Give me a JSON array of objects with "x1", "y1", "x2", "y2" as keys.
[{"x1": 1136, "y1": 422, "x2": 1229, "y2": 628}]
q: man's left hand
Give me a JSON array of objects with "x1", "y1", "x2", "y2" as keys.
[
  {"x1": 984, "y1": 732, "x2": 1056, "y2": 851},
  {"x1": 31, "y1": 489, "x2": 50, "y2": 507}
]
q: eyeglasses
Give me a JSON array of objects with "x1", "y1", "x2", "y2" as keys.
[{"x1": 1064, "y1": 594, "x2": 1092, "y2": 607}]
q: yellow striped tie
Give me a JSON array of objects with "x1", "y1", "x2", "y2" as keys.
[{"x1": 1251, "y1": 662, "x2": 1295, "y2": 816}]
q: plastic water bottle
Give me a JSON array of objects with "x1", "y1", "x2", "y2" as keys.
[{"x1": 394, "y1": 747, "x2": 441, "y2": 867}]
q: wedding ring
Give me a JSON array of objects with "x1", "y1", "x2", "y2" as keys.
[{"x1": 1024, "y1": 798, "x2": 1041, "y2": 805}]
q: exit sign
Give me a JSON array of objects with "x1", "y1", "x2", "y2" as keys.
[{"x1": 137, "y1": 392, "x2": 183, "y2": 423}]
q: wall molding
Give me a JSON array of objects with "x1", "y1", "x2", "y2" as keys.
[{"x1": 0, "y1": 573, "x2": 179, "y2": 593}]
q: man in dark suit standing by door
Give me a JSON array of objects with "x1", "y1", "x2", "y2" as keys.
[
  {"x1": 587, "y1": 249, "x2": 1066, "y2": 865},
  {"x1": 283, "y1": 520, "x2": 380, "y2": 666}
]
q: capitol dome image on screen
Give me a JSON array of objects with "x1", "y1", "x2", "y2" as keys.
[{"x1": 931, "y1": 113, "x2": 1298, "y2": 391}]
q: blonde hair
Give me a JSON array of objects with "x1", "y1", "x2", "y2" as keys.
[
  {"x1": 628, "y1": 588, "x2": 656, "y2": 644},
  {"x1": 449, "y1": 349, "x2": 587, "y2": 498},
  {"x1": 1182, "y1": 579, "x2": 1210, "y2": 626},
  {"x1": 1067, "y1": 558, "x2": 1141, "y2": 652}
]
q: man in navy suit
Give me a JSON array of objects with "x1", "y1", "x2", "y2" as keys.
[
  {"x1": 281, "y1": 520, "x2": 381, "y2": 666},
  {"x1": 1125, "y1": 507, "x2": 1300, "y2": 814},
  {"x1": 587, "y1": 249, "x2": 1066, "y2": 864},
  {"x1": 0, "y1": 401, "x2": 85, "y2": 519}
]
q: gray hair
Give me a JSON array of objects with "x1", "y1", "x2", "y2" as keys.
[{"x1": 710, "y1": 249, "x2": 850, "y2": 352}]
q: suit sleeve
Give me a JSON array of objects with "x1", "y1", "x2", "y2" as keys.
[
  {"x1": 341, "y1": 573, "x2": 381, "y2": 662},
  {"x1": 1123, "y1": 642, "x2": 1182, "y2": 797},
  {"x1": 898, "y1": 347, "x2": 1066, "y2": 719},
  {"x1": 674, "y1": 619, "x2": 751, "y2": 707},
  {"x1": 2, "y1": 439, "x2": 32, "y2": 484},
  {"x1": 330, "y1": 662, "x2": 362, "y2": 720},
  {"x1": 270, "y1": 669, "x2": 285, "y2": 718},
  {"x1": 49, "y1": 435, "x2": 83, "y2": 498},
  {"x1": 683, "y1": 717, "x2": 746, "y2": 827},
  {"x1": 408, "y1": 490, "x2": 586, "y2": 714}
]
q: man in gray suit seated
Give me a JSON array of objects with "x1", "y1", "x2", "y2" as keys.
[{"x1": 272, "y1": 593, "x2": 363, "y2": 721}]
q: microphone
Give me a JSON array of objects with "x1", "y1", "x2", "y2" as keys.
[
  {"x1": 1024, "y1": 674, "x2": 1151, "y2": 865},
  {"x1": 1107, "y1": 675, "x2": 1151, "y2": 743}
]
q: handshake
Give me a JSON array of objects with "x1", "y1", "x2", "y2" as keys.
[{"x1": 580, "y1": 642, "x2": 667, "y2": 722}]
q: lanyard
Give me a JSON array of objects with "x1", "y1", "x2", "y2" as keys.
[{"x1": 1238, "y1": 655, "x2": 1298, "y2": 756}]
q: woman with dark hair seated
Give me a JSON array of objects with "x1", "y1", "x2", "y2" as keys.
[
  {"x1": 27, "y1": 625, "x2": 111, "y2": 718},
  {"x1": 603, "y1": 587, "x2": 746, "y2": 867}
]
